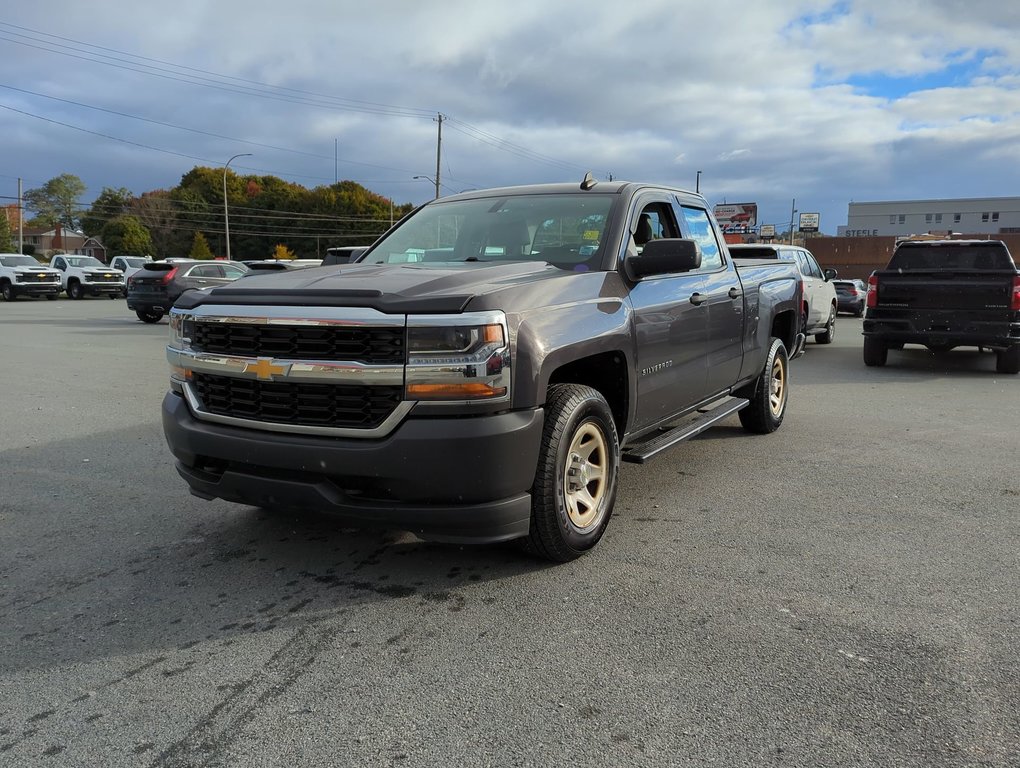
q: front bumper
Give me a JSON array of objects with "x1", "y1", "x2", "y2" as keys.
[
  {"x1": 162, "y1": 393, "x2": 542, "y2": 543},
  {"x1": 14, "y1": 282, "x2": 60, "y2": 296},
  {"x1": 82, "y1": 282, "x2": 124, "y2": 295}
]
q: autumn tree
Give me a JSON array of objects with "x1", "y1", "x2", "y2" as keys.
[
  {"x1": 24, "y1": 174, "x2": 87, "y2": 229},
  {"x1": 82, "y1": 187, "x2": 133, "y2": 237},
  {"x1": 271, "y1": 244, "x2": 296, "y2": 260},
  {"x1": 0, "y1": 210, "x2": 14, "y2": 252},
  {"x1": 100, "y1": 215, "x2": 154, "y2": 256},
  {"x1": 132, "y1": 190, "x2": 183, "y2": 259},
  {"x1": 189, "y1": 231, "x2": 214, "y2": 259}
]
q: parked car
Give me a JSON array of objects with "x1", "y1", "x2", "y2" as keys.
[
  {"x1": 863, "y1": 239, "x2": 1020, "y2": 373},
  {"x1": 50, "y1": 254, "x2": 125, "y2": 299},
  {"x1": 0, "y1": 253, "x2": 62, "y2": 300},
  {"x1": 126, "y1": 259, "x2": 249, "y2": 323},
  {"x1": 833, "y1": 279, "x2": 867, "y2": 316},
  {"x1": 322, "y1": 246, "x2": 367, "y2": 265},
  {"x1": 110, "y1": 255, "x2": 153, "y2": 296},
  {"x1": 241, "y1": 259, "x2": 323, "y2": 272},
  {"x1": 729, "y1": 243, "x2": 839, "y2": 343},
  {"x1": 162, "y1": 179, "x2": 806, "y2": 561}
]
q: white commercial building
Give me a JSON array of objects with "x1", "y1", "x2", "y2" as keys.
[{"x1": 838, "y1": 197, "x2": 1020, "y2": 237}]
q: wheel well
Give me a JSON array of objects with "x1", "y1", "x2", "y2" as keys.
[
  {"x1": 546, "y1": 352, "x2": 629, "y2": 436},
  {"x1": 771, "y1": 310, "x2": 798, "y2": 352}
]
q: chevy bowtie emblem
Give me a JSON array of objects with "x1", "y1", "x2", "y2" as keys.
[{"x1": 244, "y1": 358, "x2": 289, "y2": 380}]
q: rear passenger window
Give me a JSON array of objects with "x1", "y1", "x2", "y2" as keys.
[{"x1": 678, "y1": 206, "x2": 723, "y2": 271}]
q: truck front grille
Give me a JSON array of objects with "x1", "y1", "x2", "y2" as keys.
[
  {"x1": 191, "y1": 373, "x2": 402, "y2": 429},
  {"x1": 191, "y1": 323, "x2": 405, "y2": 364}
]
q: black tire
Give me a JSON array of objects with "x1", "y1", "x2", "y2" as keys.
[
  {"x1": 45, "y1": 294, "x2": 58, "y2": 300},
  {"x1": 736, "y1": 337, "x2": 789, "y2": 434},
  {"x1": 855, "y1": 306, "x2": 864, "y2": 318},
  {"x1": 0, "y1": 281, "x2": 14, "y2": 301},
  {"x1": 67, "y1": 281, "x2": 83, "y2": 300},
  {"x1": 925, "y1": 344, "x2": 953, "y2": 353},
  {"x1": 135, "y1": 309, "x2": 164, "y2": 324},
  {"x1": 522, "y1": 383, "x2": 620, "y2": 562},
  {"x1": 888, "y1": 342, "x2": 905, "y2": 350},
  {"x1": 108, "y1": 293, "x2": 119, "y2": 300},
  {"x1": 996, "y1": 346, "x2": 1020, "y2": 375},
  {"x1": 816, "y1": 306, "x2": 836, "y2": 344},
  {"x1": 863, "y1": 336, "x2": 888, "y2": 366}
]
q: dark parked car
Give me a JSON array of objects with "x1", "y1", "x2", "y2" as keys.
[
  {"x1": 322, "y1": 246, "x2": 366, "y2": 265},
  {"x1": 833, "y1": 279, "x2": 867, "y2": 316},
  {"x1": 126, "y1": 260, "x2": 249, "y2": 323}
]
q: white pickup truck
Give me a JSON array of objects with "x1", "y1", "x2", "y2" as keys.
[
  {"x1": 50, "y1": 254, "x2": 126, "y2": 299},
  {"x1": 0, "y1": 253, "x2": 62, "y2": 300}
]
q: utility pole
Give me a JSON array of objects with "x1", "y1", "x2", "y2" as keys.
[
  {"x1": 434, "y1": 113, "x2": 443, "y2": 200},
  {"x1": 223, "y1": 153, "x2": 252, "y2": 261},
  {"x1": 696, "y1": 170, "x2": 702, "y2": 194},
  {"x1": 334, "y1": 138, "x2": 338, "y2": 185},
  {"x1": 18, "y1": 177, "x2": 23, "y2": 254},
  {"x1": 789, "y1": 198, "x2": 797, "y2": 245}
]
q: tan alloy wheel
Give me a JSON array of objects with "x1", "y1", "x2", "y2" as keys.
[
  {"x1": 563, "y1": 422, "x2": 609, "y2": 531},
  {"x1": 769, "y1": 355, "x2": 787, "y2": 417}
]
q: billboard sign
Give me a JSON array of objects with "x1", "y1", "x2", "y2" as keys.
[
  {"x1": 759, "y1": 224, "x2": 776, "y2": 239},
  {"x1": 799, "y1": 212, "x2": 820, "y2": 233},
  {"x1": 713, "y1": 203, "x2": 758, "y2": 233}
]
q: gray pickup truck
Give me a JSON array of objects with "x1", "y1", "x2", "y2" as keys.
[{"x1": 162, "y1": 180, "x2": 804, "y2": 561}]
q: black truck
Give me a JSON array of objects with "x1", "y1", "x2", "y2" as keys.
[
  {"x1": 162, "y1": 180, "x2": 805, "y2": 561},
  {"x1": 862, "y1": 238, "x2": 1020, "y2": 374}
]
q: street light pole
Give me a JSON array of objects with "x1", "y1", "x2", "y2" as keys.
[
  {"x1": 223, "y1": 153, "x2": 252, "y2": 261},
  {"x1": 789, "y1": 198, "x2": 797, "y2": 245},
  {"x1": 413, "y1": 175, "x2": 438, "y2": 197}
]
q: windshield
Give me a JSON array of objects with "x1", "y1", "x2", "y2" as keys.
[
  {"x1": 0, "y1": 256, "x2": 44, "y2": 267},
  {"x1": 66, "y1": 256, "x2": 106, "y2": 268},
  {"x1": 361, "y1": 193, "x2": 615, "y2": 271},
  {"x1": 122, "y1": 257, "x2": 148, "y2": 268}
]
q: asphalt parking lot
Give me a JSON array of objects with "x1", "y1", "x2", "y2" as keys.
[{"x1": 1, "y1": 298, "x2": 1018, "y2": 767}]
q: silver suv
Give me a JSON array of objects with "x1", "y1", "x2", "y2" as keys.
[{"x1": 728, "y1": 244, "x2": 839, "y2": 343}]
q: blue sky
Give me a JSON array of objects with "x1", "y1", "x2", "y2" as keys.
[{"x1": 2, "y1": 0, "x2": 1020, "y2": 235}]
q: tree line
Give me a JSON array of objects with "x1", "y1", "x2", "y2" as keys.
[{"x1": 16, "y1": 169, "x2": 414, "y2": 260}]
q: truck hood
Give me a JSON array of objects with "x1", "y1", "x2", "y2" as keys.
[
  {"x1": 176, "y1": 261, "x2": 586, "y2": 314},
  {"x1": 15, "y1": 267, "x2": 60, "y2": 275}
]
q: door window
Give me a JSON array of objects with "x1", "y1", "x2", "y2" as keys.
[
  {"x1": 187, "y1": 264, "x2": 220, "y2": 278},
  {"x1": 631, "y1": 201, "x2": 679, "y2": 254},
  {"x1": 800, "y1": 250, "x2": 823, "y2": 278},
  {"x1": 677, "y1": 205, "x2": 723, "y2": 271}
]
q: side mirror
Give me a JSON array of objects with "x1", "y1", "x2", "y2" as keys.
[
  {"x1": 627, "y1": 238, "x2": 702, "y2": 279},
  {"x1": 823, "y1": 268, "x2": 837, "y2": 280}
]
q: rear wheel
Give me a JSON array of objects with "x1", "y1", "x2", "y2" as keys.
[
  {"x1": 522, "y1": 384, "x2": 619, "y2": 562},
  {"x1": 737, "y1": 337, "x2": 788, "y2": 434},
  {"x1": 135, "y1": 309, "x2": 164, "y2": 323},
  {"x1": 863, "y1": 336, "x2": 888, "y2": 366},
  {"x1": 816, "y1": 306, "x2": 836, "y2": 344},
  {"x1": 0, "y1": 281, "x2": 14, "y2": 301},
  {"x1": 996, "y1": 346, "x2": 1020, "y2": 375}
]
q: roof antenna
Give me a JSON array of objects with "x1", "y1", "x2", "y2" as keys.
[{"x1": 580, "y1": 171, "x2": 597, "y2": 191}]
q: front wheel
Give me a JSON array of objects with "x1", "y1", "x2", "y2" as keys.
[
  {"x1": 737, "y1": 337, "x2": 788, "y2": 434},
  {"x1": 45, "y1": 294, "x2": 58, "y2": 300},
  {"x1": 523, "y1": 384, "x2": 620, "y2": 562},
  {"x1": 996, "y1": 346, "x2": 1020, "y2": 375},
  {"x1": 135, "y1": 309, "x2": 164, "y2": 323},
  {"x1": 863, "y1": 336, "x2": 888, "y2": 366},
  {"x1": 0, "y1": 282, "x2": 14, "y2": 301},
  {"x1": 816, "y1": 307, "x2": 836, "y2": 344},
  {"x1": 67, "y1": 281, "x2": 83, "y2": 300}
]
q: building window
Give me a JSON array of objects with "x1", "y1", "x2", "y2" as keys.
[
  {"x1": 954, "y1": 213, "x2": 961, "y2": 223},
  {"x1": 898, "y1": 214, "x2": 905, "y2": 224},
  {"x1": 935, "y1": 213, "x2": 942, "y2": 223},
  {"x1": 889, "y1": 215, "x2": 896, "y2": 225},
  {"x1": 925, "y1": 214, "x2": 932, "y2": 223},
  {"x1": 982, "y1": 213, "x2": 989, "y2": 222},
  {"x1": 992, "y1": 212, "x2": 999, "y2": 222}
]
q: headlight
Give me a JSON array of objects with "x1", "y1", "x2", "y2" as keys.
[
  {"x1": 168, "y1": 311, "x2": 194, "y2": 351},
  {"x1": 83, "y1": 273, "x2": 93, "y2": 282},
  {"x1": 405, "y1": 313, "x2": 510, "y2": 402}
]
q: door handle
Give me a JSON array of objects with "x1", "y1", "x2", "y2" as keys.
[
  {"x1": 689, "y1": 293, "x2": 705, "y2": 306},
  {"x1": 728, "y1": 287, "x2": 741, "y2": 299}
]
